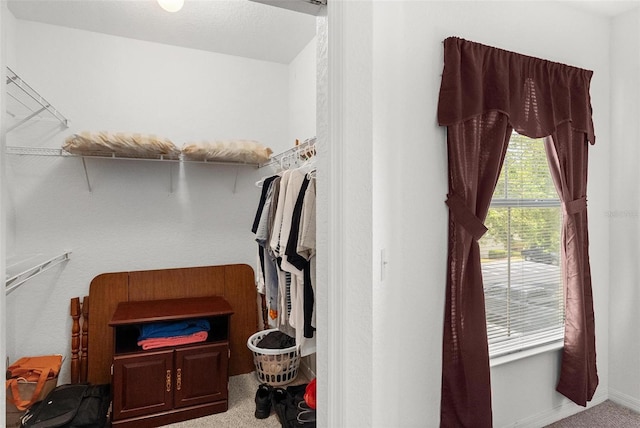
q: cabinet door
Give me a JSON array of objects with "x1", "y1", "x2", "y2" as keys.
[
  {"x1": 112, "y1": 350, "x2": 174, "y2": 420},
  {"x1": 174, "y1": 342, "x2": 229, "y2": 408}
]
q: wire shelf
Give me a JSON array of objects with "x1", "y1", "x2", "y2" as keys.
[
  {"x1": 5, "y1": 146, "x2": 260, "y2": 193},
  {"x1": 260, "y1": 137, "x2": 316, "y2": 169},
  {"x1": 5, "y1": 146, "x2": 261, "y2": 166},
  {"x1": 6, "y1": 67, "x2": 69, "y2": 131},
  {"x1": 6, "y1": 252, "x2": 72, "y2": 295}
]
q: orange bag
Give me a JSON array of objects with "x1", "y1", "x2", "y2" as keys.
[{"x1": 6, "y1": 355, "x2": 63, "y2": 411}]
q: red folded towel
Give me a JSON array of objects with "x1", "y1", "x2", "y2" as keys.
[{"x1": 137, "y1": 331, "x2": 208, "y2": 350}]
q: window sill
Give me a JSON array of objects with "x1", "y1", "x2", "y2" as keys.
[{"x1": 489, "y1": 341, "x2": 563, "y2": 367}]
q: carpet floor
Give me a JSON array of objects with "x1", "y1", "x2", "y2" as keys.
[
  {"x1": 545, "y1": 400, "x2": 640, "y2": 427},
  {"x1": 160, "y1": 372, "x2": 290, "y2": 428},
  {"x1": 160, "y1": 376, "x2": 639, "y2": 428}
]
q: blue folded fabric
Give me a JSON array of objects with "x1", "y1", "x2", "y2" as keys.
[{"x1": 138, "y1": 319, "x2": 210, "y2": 341}]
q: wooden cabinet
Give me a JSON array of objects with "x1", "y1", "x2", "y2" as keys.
[{"x1": 109, "y1": 296, "x2": 233, "y2": 427}]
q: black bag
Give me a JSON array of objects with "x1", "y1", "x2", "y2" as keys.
[
  {"x1": 273, "y1": 384, "x2": 316, "y2": 428},
  {"x1": 20, "y1": 383, "x2": 110, "y2": 428}
]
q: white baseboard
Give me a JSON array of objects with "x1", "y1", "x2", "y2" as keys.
[
  {"x1": 609, "y1": 388, "x2": 640, "y2": 413},
  {"x1": 498, "y1": 391, "x2": 608, "y2": 428}
]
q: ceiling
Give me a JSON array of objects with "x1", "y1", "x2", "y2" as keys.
[
  {"x1": 7, "y1": 0, "x2": 640, "y2": 66},
  {"x1": 6, "y1": 0, "x2": 319, "y2": 65}
]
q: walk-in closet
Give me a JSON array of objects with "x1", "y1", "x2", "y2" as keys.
[{"x1": 1, "y1": 1, "x2": 323, "y2": 426}]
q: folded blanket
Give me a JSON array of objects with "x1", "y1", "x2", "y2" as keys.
[
  {"x1": 138, "y1": 319, "x2": 210, "y2": 341},
  {"x1": 137, "y1": 331, "x2": 209, "y2": 350}
]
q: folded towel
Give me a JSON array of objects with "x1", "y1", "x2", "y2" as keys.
[
  {"x1": 138, "y1": 319, "x2": 210, "y2": 341},
  {"x1": 137, "y1": 331, "x2": 209, "y2": 350}
]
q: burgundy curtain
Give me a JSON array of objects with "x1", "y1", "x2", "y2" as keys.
[
  {"x1": 437, "y1": 37, "x2": 598, "y2": 427},
  {"x1": 544, "y1": 126, "x2": 598, "y2": 406},
  {"x1": 441, "y1": 111, "x2": 512, "y2": 428}
]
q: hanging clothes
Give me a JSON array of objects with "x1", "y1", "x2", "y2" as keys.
[
  {"x1": 251, "y1": 149, "x2": 317, "y2": 357},
  {"x1": 255, "y1": 175, "x2": 282, "y2": 324},
  {"x1": 253, "y1": 175, "x2": 279, "y2": 296}
]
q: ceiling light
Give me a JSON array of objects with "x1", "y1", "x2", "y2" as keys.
[{"x1": 157, "y1": 0, "x2": 184, "y2": 13}]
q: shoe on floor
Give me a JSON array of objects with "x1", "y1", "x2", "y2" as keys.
[
  {"x1": 255, "y1": 383, "x2": 273, "y2": 419},
  {"x1": 272, "y1": 387, "x2": 290, "y2": 425},
  {"x1": 271, "y1": 387, "x2": 288, "y2": 407}
]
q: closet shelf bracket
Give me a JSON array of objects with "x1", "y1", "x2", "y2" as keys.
[
  {"x1": 5, "y1": 252, "x2": 72, "y2": 295},
  {"x1": 233, "y1": 165, "x2": 239, "y2": 194},
  {"x1": 81, "y1": 157, "x2": 93, "y2": 192},
  {"x1": 6, "y1": 67, "x2": 69, "y2": 130}
]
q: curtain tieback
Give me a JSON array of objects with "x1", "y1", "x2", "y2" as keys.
[
  {"x1": 563, "y1": 196, "x2": 587, "y2": 215},
  {"x1": 445, "y1": 193, "x2": 488, "y2": 241}
]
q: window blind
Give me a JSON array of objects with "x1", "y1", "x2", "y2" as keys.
[{"x1": 481, "y1": 133, "x2": 564, "y2": 358}]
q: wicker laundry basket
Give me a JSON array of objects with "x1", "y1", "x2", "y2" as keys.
[{"x1": 247, "y1": 329, "x2": 300, "y2": 386}]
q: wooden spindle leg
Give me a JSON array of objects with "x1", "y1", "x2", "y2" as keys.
[
  {"x1": 80, "y1": 296, "x2": 89, "y2": 383},
  {"x1": 70, "y1": 297, "x2": 81, "y2": 384}
]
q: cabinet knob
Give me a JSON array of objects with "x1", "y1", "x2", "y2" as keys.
[
  {"x1": 166, "y1": 370, "x2": 171, "y2": 392},
  {"x1": 176, "y1": 368, "x2": 182, "y2": 391}
]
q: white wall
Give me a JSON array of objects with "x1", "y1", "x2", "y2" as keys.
[
  {"x1": 4, "y1": 17, "x2": 315, "y2": 385},
  {"x1": 372, "y1": 2, "x2": 447, "y2": 426},
  {"x1": 9, "y1": 20, "x2": 291, "y2": 153},
  {"x1": 289, "y1": 36, "x2": 317, "y2": 145},
  {"x1": 369, "y1": 2, "x2": 611, "y2": 427},
  {"x1": 609, "y1": 7, "x2": 640, "y2": 412}
]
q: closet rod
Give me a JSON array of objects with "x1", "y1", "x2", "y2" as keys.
[
  {"x1": 6, "y1": 252, "x2": 72, "y2": 295},
  {"x1": 6, "y1": 66, "x2": 69, "y2": 128}
]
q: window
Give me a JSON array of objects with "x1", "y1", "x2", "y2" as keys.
[{"x1": 480, "y1": 133, "x2": 564, "y2": 358}]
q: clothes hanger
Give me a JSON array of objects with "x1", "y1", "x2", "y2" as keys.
[
  {"x1": 255, "y1": 171, "x2": 284, "y2": 188},
  {"x1": 294, "y1": 142, "x2": 316, "y2": 174},
  {"x1": 296, "y1": 156, "x2": 316, "y2": 173},
  {"x1": 306, "y1": 168, "x2": 316, "y2": 180}
]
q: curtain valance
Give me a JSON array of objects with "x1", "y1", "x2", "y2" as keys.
[{"x1": 437, "y1": 37, "x2": 595, "y2": 145}]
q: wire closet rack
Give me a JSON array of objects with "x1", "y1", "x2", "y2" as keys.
[
  {"x1": 6, "y1": 66, "x2": 69, "y2": 132},
  {"x1": 260, "y1": 137, "x2": 316, "y2": 169}
]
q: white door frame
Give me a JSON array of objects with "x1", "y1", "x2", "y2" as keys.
[{"x1": 319, "y1": 1, "x2": 374, "y2": 426}]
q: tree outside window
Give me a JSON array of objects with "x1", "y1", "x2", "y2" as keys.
[{"x1": 481, "y1": 133, "x2": 564, "y2": 357}]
